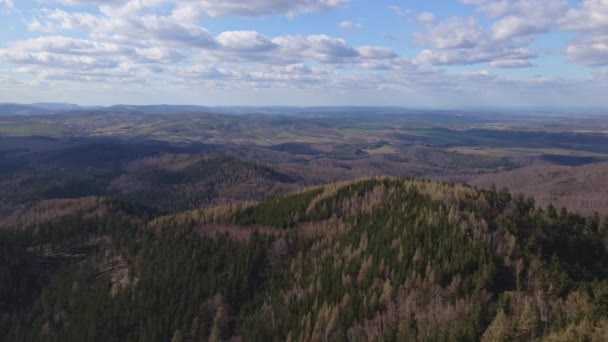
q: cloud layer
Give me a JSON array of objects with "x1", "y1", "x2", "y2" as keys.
[{"x1": 0, "y1": 0, "x2": 607, "y2": 106}]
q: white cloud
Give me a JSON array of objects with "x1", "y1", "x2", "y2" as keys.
[
  {"x1": 216, "y1": 31, "x2": 277, "y2": 52},
  {"x1": 37, "y1": 0, "x2": 351, "y2": 24},
  {"x1": 9, "y1": 36, "x2": 130, "y2": 56},
  {"x1": 357, "y1": 46, "x2": 397, "y2": 60},
  {"x1": 2, "y1": 0, "x2": 608, "y2": 106},
  {"x1": 413, "y1": 15, "x2": 535, "y2": 68},
  {"x1": 490, "y1": 59, "x2": 533, "y2": 68},
  {"x1": 187, "y1": 0, "x2": 350, "y2": 17},
  {"x1": 135, "y1": 47, "x2": 184, "y2": 63},
  {"x1": 8, "y1": 0, "x2": 402, "y2": 91},
  {"x1": 415, "y1": 17, "x2": 484, "y2": 49},
  {"x1": 466, "y1": 0, "x2": 608, "y2": 69},
  {"x1": 27, "y1": 9, "x2": 102, "y2": 33},
  {"x1": 0, "y1": 0, "x2": 13, "y2": 8},
  {"x1": 566, "y1": 35, "x2": 608, "y2": 66},
  {"x1": 561, "y1": 0, "x2": 608, "y2": 32},
  {"x1": 559, "y1": 0, "x2": 608, "y2": 67},
  {"x1": 338, "y1": 21, "x2": 362, "y2": 30},
  {"x1": 416, "y1": 12, "x2": 436, "y2": 26},
  {"x1": 271, "y1": 35, "x2": 359, "y2": 63},
  {"x1": 28, "y1": 8, "x2": 217, "y2": 48},
  {"x1": 415, "y1": 47, "x2": 534, "y2": 66},
  {"x1": 41, "y1": 0, "x2": 128, "y2": 4},
  {"x1": 490, "y1": 0, "x2": 567, "y2": 40},
  {"x1": 0, "y1": 49, "x2": 119, "y2": 70}
]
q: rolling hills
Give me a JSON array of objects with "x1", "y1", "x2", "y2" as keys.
[{"x1": 470, "y1": 161, "x2": 608, "y2": 216}]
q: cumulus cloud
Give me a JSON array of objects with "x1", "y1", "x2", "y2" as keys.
[
  {"x1": 216, "y1": 31, "x2": 277, "y2": 52},
  {"x1": 29, "y1": 8, "x2": 217, "y2": 48},
  {"x1": 560, "y1": 0, "x2": 608, "y2": 67},
  {"x1": 27, "y1": 9, "x2": 99, "y2": 33},
  {"x1": 271, "y1": 35, "x2": 358, "y2": 63},
  {"x1": 489, "y1": 0, "x2": 567, "y2": 40},
  {"x1": 416, "y1": 47, "x2": 535, "y2": 66},
  {"x1": 45, "y1": 0, "x2": 350, "y2": 18},
  {"x1": 135, "y1": 47, "x2": 184, "y2": 63},
  {"x1": 0, "y1": 49, "x2": 119, "y2": 70},
  {"x1": 9, "y1": 36, "x2": 130, "y2": 56},
  {"x1": 415, "y1": 17, "x2": 484, "y2": 49},
  {"x1": 177, "y1": 0, "x2": 350, "y2": 17},
  {"x1": 357, "y1": 46, "x2": 397, "y2": 60},
  {"x1": 7, "y1": 0, "x2": 402, "y2": 91},
  {"x1": 465, "y1": 0, "x2": 607, "y2": 69},
  {"x1": 561, "y1": 0, "x2": 608, "y2": 32},
  {"x1": 2, "y1": 0, "x2": 608, "y2": 106},
  {"x1": 472, "y1": 2, "x2": 568, "y2": 36},
  {"x1": 413, "y1": 15, "x2": 535, "y2": 68},
  {"x1": 565, "y1": 35, "x2": 608, "y2": 66},
  {"x1": 40, "y1": 0, "x2": 128, "y2": 4},
  {"x1": 412, "y1": 0, "x2": 594, "y2": 69}
]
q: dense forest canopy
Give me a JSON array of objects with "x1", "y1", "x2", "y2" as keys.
[{"x1": 1, "y1": 177, "x2": 607, "y2": 341}]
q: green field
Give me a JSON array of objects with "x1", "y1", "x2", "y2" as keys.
[{"x1": 0, "y1": 123, "x2": 61, "y2": 136}]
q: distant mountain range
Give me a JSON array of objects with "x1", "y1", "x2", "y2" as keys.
[
  {"x1": 0, "y1": 103, "x2": 466, "y2": 118},
  {"x1": 0, "y1": 103, "x2": 213, "y2": 116},
  {"x1": 3, "y1": 103, "x2": 607, "y2": 118},
  {"x1": 0, "y1": 104, "x2": 55, "y2": 116}
]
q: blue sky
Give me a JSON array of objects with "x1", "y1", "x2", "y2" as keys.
[{"x1": 0, "y1": 0, "x2": 607, "y2": 107}]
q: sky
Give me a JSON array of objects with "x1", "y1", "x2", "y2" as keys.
[{"x1": 0, "y1": 0, "x2": 607, "y2": 107}]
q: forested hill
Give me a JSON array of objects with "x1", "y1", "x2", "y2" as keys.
[
  {"x1": 2, "y1": 178, "x2": 608, "y2": 341},
  {"x1": 470, "y1": 161, "x2": 608, "y2": 216}
]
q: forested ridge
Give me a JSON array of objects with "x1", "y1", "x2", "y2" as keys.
[{"x1": 1, "y1": 178, "x2": 607, "y2": 341}]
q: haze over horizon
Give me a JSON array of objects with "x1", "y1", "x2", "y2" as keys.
[{"x1": 1, "y1": 0, "x2": 607, "y2": 107}]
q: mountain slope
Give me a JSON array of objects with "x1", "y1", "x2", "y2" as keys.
[
  {"x1": 469, "y1": 161, "x2": 608, "y2": 216},
  {"x1": 109, "y1": 154, "x2": 300, "y2": 212},
  {"x1": 1, "y1": 178, "x2": 607, "y2": 341}
]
